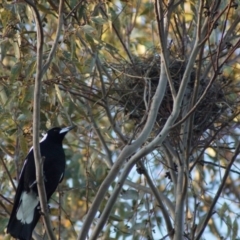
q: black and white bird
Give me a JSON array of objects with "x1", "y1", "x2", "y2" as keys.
[{"x1": 7, "y1": 126, "x2": 75, "y2": 240}]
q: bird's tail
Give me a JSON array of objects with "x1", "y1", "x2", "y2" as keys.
[{"x1": 7, "y1": 211, "x2": 40, "y2": 240}]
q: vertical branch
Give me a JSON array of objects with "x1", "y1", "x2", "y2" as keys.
[
  {"x1": 173, "y1": 167, "x2": 186, "y2": 240},
  {"x1": 154, "y1": 0, "x2": 176, "y2": 99},
  {"x1": 215, "y1": 1, "x2": 233, "y2": 69},
  {"x1": 25, "y1": 0, "x2": 55, "y2": 238},
  {"x1": 42, "y1": 0, "x2": 64, "y2": 75},
  {"x1": 162, "y1": 142, "x2": 178, "y2": 188},
  {"x1": 173, "y1": 1, "x2": 204, "y2": 239},
  {"x1": 24, "y1": 0, "x2": 63, "y2": 239},
  {"x1": 58, "y1": 189, "x2": 62, "y2": 240}
]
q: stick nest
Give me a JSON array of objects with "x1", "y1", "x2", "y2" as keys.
[{"x1": 110, "y1": 55, "x2": 228, "y2": 140}]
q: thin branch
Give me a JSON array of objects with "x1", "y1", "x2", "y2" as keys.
[
  {"x1": 189, "y1": 111, "x2": 240, "y2": 172},
  {"x1": 65, "y1": 0, "x2": 84, "y2": 20},
  {"x1": 0, "y1": 193, "x2": 13, "y2": 205},
  {"x1": 195, "y1": 141, "x2": 240, "y2": 240},
  {"x1": 14, "y1": 126, "x2": 21, "y2": 180},
  {"x1": 199, "y1": 3, "x2": 229, "y2": 47},
  {"x1": 32, "y1": 231, "x2": 43, "y2": 240},
  {"x1": 171, "y1": 35, "x2": 239, "y2": 130},
  {"x1": 0, "y1": 199, "x2": 10, "y2": 215},
  {"x1": 44, "y1": 80, "x2": 107, "y2": 108},
  {"x1": 139, "y1": 160, "x2": 174, "y2": 235},
  {"x1": 99, "y1": 5, "x2": 134, "y2": 64},
  {"x1": 215, "y1": 1, "x2": 233, "y2": 69},
  {"x1": 200, "y1": 160, "x2": 240, "y2": 175},
  {"x1": 27, "y1": 0, "x2": 56, "y2": 238},
  {"x1": 24, "y1": 1, "x2": 54, "y2": 237},
  {"x1": 154, "y1": 0, "x2": 176, "y2": 99},
  {"x1": 174, "y1": 165, "x2": 187, "y2": 240},
  {"x1": 162, "y1": 143, "x2": 177, "y2": 189},
  {"x1": 95, "y1": 56, "x2": 128, "y2": 144},
  {"x1": 88, "y1": 154, "x2": 140, "y2": 240},
  {"x1": 85, "y1": 99, "x2": 113, "y2": 167},
  {"x1": 0, "y1": 156, "x2": 16, "y2": 191},
  {"x1": 42, "y1": 2, "x2": 63, "y2": 76}
]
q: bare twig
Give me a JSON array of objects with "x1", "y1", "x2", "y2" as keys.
[
  {"x1": 139, "y1": 160, "x2": 174, "y2": 235},
  {"x1": 42, "y1": 3, "x2": 63, "y2": 76},
  {"x1": 95, "y1": 56, "x2": 128, "y2": 143},
  {"x1": 99, "y1": 5, "x2": 134, "y2": 64},
  {"x1": 0, "y1": 193, "x2": 13, "y2": 205},
  {"x1": 195, "y1": 141, "x2": 240, "y2": 240},
  {"x1": 215, "y1": 1, "x2": 234, "y2": 69},
  {"x1": 0, "y1": 156, "x2": 16, "y2": 191},
  {"x1": 154, "y1": 0, "x2": 176, "y2": 99},
  {"x1": 162, "y1": 142, "x2": 178, "y2": 188},
  {"x1": 0, "y1": 199, "x2": 10, "y2": 215},
  {"x1": 65, "y1": 0, "x2": 84, "y2": 20},
  {"x1": 85, "y1": 99, "x2": 113, "y2": 167},
  {"x1": 171, "y1": 36, "x2": 239, "y2": 130}
]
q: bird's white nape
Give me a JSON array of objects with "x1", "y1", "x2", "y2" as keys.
[
  {"x1": 16, "y1": 191, "x2": 39, "y2": 224},
  {"x1": 27, "y1": 133, "x2": 48, "y2": 154},
  {"x1": 40, "y1": 133, "x2": 48, "y2": 143}
]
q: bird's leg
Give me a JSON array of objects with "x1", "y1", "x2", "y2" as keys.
[{"x1": 37, "y1": 204, "x2": 50, "y2": 215}]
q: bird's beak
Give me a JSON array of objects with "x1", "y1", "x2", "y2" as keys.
[{"x1": 59, "y1": 126, "x2": 76, "y2": 134}]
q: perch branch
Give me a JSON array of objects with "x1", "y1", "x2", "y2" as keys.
[
  {"x1": 24, "y1": 0, "x2": 63, "y2": 239},
  {"x1": 25, "y1": 0, "x2": 56, "y2": 237}
]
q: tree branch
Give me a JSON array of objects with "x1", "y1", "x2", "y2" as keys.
[
  {"x1": 77, "y1": 35, "x2": 169, "y2": 240},
  {"x1": 0, "y1": 156, "x2": 16, "y2": 192},
  {"x1": 85, "y1": 99, "x2": 113, "y2": 167},
  {"x1": 25, "y1": 0, "x2": 63, "y2": 239},
  {"x1": 139, "y1": 160, "x2": 174, "y2": 236}
]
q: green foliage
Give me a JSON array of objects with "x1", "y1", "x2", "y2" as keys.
[{"x1": 0, "y1": 0, "x2": 240, "y2": 239}]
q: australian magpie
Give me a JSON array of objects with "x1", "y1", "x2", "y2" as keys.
[{"x1": 7, "y1": 126, "x2": 75, "y2": 240}]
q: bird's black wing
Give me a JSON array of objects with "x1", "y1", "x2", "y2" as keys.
[{"x1": 42, "y1": 157, "x2": 66, "y2": 199}]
